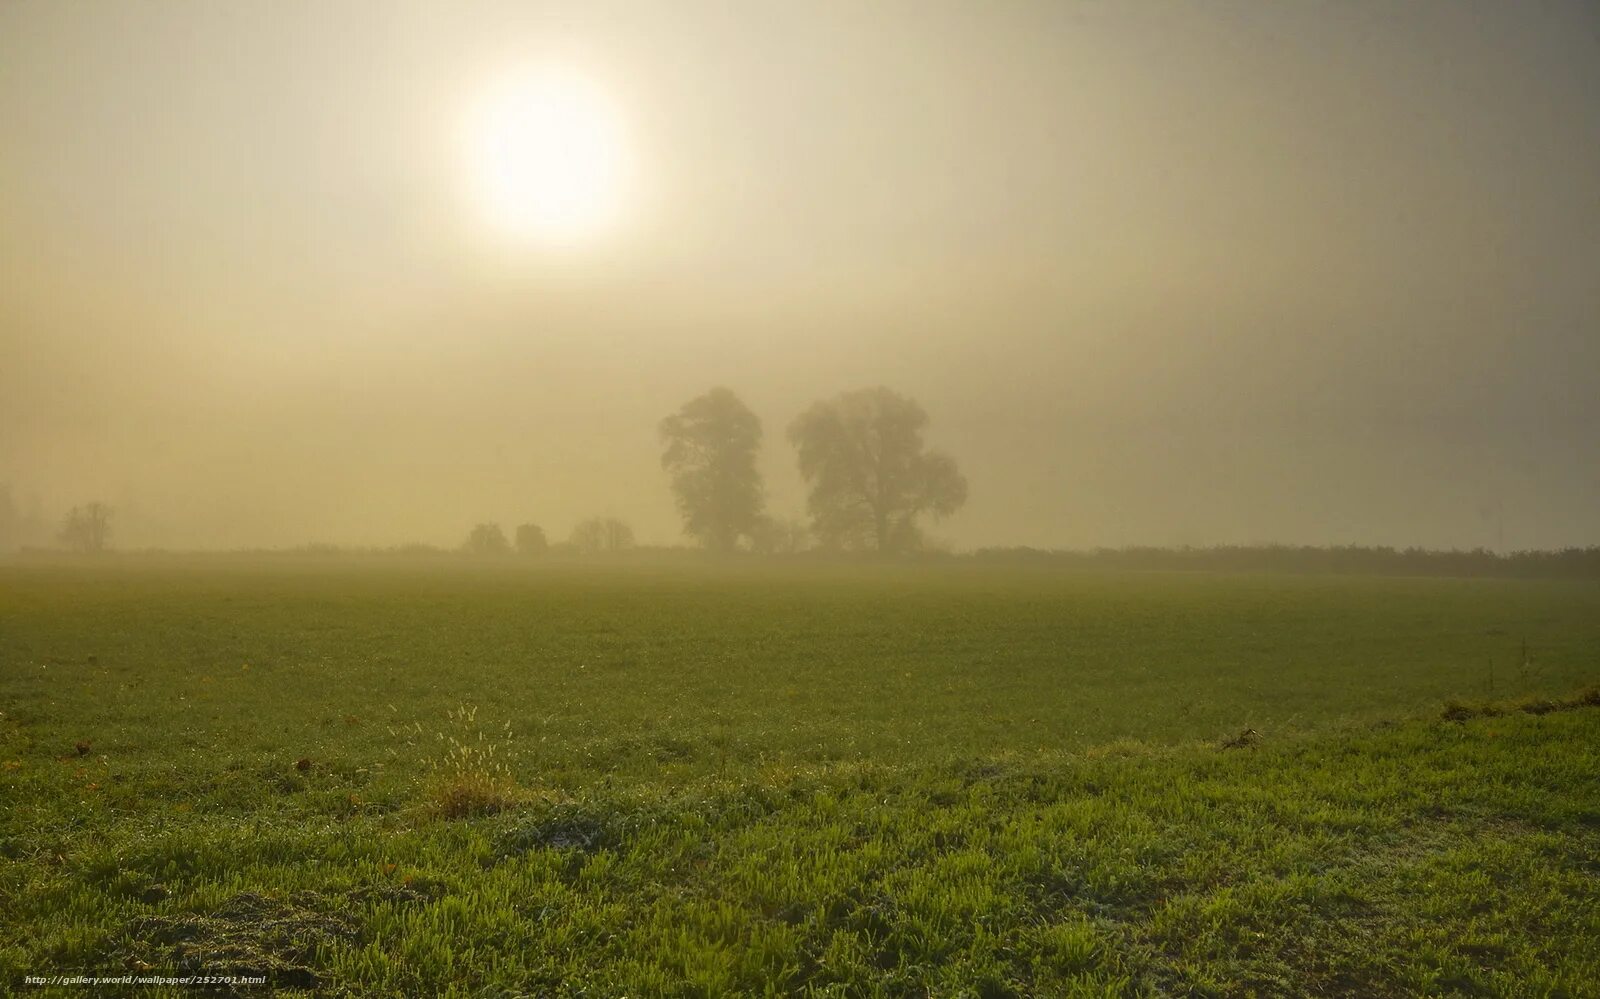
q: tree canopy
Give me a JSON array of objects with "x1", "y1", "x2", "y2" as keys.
[
  {"x1": 514, "y1": 523, "x2": 548, "y2": 556},
  {"x1": 788, "y1": 387, "x2": 967, "y2": 553},
  {"x1": 462, "y1": 522, "x2": 509, "y2": 555},
  {"x1": 659, "y1": 387, "x2": 765, "y2": 551}
]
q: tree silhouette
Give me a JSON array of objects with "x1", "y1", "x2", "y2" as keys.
[
  {"x1": 514, "y1": 523, "x2": 548, "y2": 556},
  {"x1": 462, "y1": 523, "x2": 510, "y2": 555},
  {"x1": 570, "y1": 517, "x2": 635, "y2": 554},
  {"x1": 659, "y1": 387, "x2": 765, "y2": 551},
  {"x1": 789, "y1": 387, "x2": 967, "y2": 553},
  {"x1": 58, "y1": 502, "x2": 113, "y2": 553}
]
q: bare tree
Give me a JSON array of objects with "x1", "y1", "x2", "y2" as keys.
[
  {"x1": 570, "y1": 517, "x2": 636, "y2": 554},
  {"x1": 514, "y1": 523, "x2": 548, "y2": 556},
  {"x1": 462, "y1": 522, "x2": 510, "y2": 555},
  {"x1": 788, "y1": 387, "x2": 967, "y2": 553},
  {"x1": 58, "y1": 502, "x2": 113, "y2": 553},
  {"x1": 660, "y1": 387, "x2": 765, "y2": 551}
]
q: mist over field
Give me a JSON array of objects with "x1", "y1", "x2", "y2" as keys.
[
  {"x1": 5, "y1": 6, "x2": 1600, "y2": 992},
  {"x1": 3, "y1": 0, "x2": 1598, "y2": 553}
]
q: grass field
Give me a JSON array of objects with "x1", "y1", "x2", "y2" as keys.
[{"x1": 2, "y1": 557, "x2": 1598, "y2": 995}]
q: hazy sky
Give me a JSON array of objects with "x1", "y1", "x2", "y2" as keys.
[{"x1": 3, "y1": 0, "x2": 1597, "y2": 551}]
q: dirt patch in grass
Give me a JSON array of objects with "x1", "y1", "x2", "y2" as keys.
[
  {"x1": 1441, "y1": 685, "x2": 1600, "y2": 723},
  {"x1": 129, "y1": 891, "x2": 357, "y2": 989}
]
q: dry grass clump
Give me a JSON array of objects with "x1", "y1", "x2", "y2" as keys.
[
  {"x1": 417, "y1": 704, "x2": 524, "y2": 819},
  {"x1": 426, "y1": 769, "x2": 522, "y2": 819}
]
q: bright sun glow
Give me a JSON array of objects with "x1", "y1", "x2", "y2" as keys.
[{"x1": 466, "y1": 66, "x2": 630, "y2": 245}]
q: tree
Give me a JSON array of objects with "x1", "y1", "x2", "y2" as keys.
[
  {"x1": 462, "y1": 522, "x2": 510, "y2": 555},
  {"x1": 659, "y1": 388, "x2": 765, "y2": 551},
  {"x1": 788, "y1": 387, "x2": 967, "y2": 553},
  {"x1": 570, "y1": 517, "x2": 635, "y2": 554},
  {"x1": 514, "y1": 523, "x2": 548, "y2": 556},
  {"x1": 58, "y1": 502, "x2": 113, "y2": 553}
]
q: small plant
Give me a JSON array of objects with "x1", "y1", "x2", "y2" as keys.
[
  {"x1": 420, "y1": 704, "x2": 522, "y2": 819},
  {"x1": 1220, "y1": 727, "x2": 1260, "y2": 750}
]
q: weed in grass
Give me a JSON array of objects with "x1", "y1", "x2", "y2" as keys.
[{"x1": 422, "y1": 704, "x2": 523, "y2": 818}]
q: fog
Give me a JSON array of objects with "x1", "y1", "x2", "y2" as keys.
[{"x1": 3, "y1": 1, "x2": 1597, "y2": 552}]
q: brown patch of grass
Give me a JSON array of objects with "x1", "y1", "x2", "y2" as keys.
[
  {"x1": 426, "y1": 770, "x2": 523, "y2": 819},
  {"x1": 417, "y1": 703, "x2": 524, "y2": 819},
  {"x1": 1441, "y1": 685, "x2": 1600, "y2": 723},
  {"x1": 1441, "y1": 701, "x2": 1492, "y2": 722}
]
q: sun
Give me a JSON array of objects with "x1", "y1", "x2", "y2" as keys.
[{"x1": 465, "y1": 66, "x2": 630, "y2": 245}]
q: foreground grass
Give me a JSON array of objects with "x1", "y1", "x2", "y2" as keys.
[
  {"x1": 2, "y1": 559, "x2": 1597, "y2": 994},
  {"x1": 3, "y1": 698, "x2": 1597, "y2": 996}
]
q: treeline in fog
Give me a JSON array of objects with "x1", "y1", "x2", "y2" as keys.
[
  {"x1": 0, "y1": 384, "x2": 969, "y2": 559},
  {"x1": 5, "y1": 385, "x2": 1596, "y2": 575},
  {"x1": 969, "y1": 544, "x2": 1600, "y2": 579}
]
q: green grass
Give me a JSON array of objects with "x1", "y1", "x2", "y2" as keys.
[{"x1": 1, "y1": 557, "x2": 1597, "y2": 995}]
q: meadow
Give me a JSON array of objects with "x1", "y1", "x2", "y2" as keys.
[{"x1": 1, "y1": 557, "x2": 1597, "y2": 995}]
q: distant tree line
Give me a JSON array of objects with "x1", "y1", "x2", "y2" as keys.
[
  {"x1": 0, "y1": 492, "x2": 118, "y2": 554},
  {"x1": 12, "y1": 380, "x2": 1597, "y2": 577},
  {"x1": 107, "y1": 540, "x2": 1597, "y2": 580},
  {"x1": 455, "y1": 384, "x2": 972, "y2": 558},
  {"x1": 459, "y1": 517, "x2": 635, "y2": 557},
  {"x1": 966, "y1": 544, "x2": 1600, "y2": 579},
  {"x1": 7, "y1": 384, "x2": 967, "y2": 559}
]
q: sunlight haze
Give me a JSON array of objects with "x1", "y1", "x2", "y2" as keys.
[
  {"x1": 2, "y1": 0, "x2": 1597, "y2": 551},
  {"x1": 464, "y1": 63, "x2": 631, "y2": 244}
]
